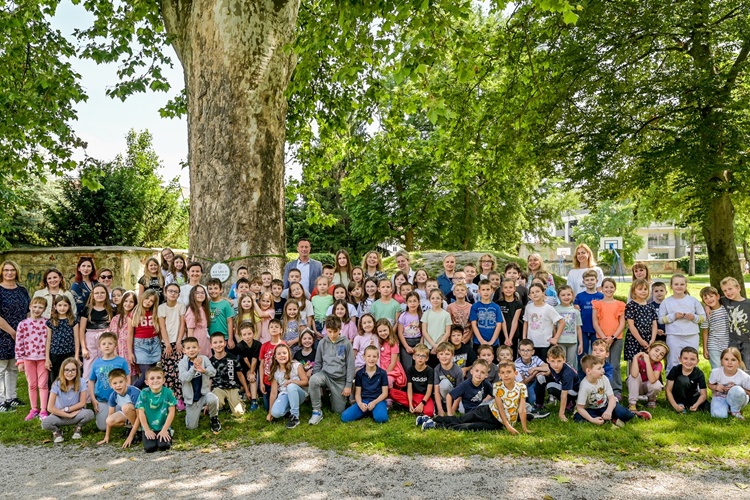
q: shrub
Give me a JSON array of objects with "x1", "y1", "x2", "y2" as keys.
[{"x1": 677, "y1": 255, "x2": 709, "y2": 274}]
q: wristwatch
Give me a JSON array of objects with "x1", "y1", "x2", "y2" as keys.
[{"x1": 64, "y1": 406, "x2": 69, "y2": 413}]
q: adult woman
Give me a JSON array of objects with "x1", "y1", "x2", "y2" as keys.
[
  {"x1": 392, "y1": 250, "x2": 415, "y2": 284},
  {"x1": 33, "y1": 268, "x2": 77, "y2": 319},
  {"x1": 565, "y1": 243, "x2": 604, "y2": 295},
  {"x1": 332, "y1": 250, "x2": 353, "y2": 287},
  {"x1": 474, "y1": 254, "x2": 496, "y2": 284},
  {"x1": 527, "y1": 253, "x2": 555, "y2": 291},
  {"x1": 97, "y1": 268, "x2": 114, "y2": 297},
  {"x1": 70, "y1": 257, "x2": 97, "y2": 318},
  {"x1": 0, "y1": 260, "x2": 30, "y2": 411},
  {"x1": 362, "y1": 251, "x2": 387, "y2": 282},
  {"x1": 160, "y1": 248, "x2": 174, "y2": 279}
]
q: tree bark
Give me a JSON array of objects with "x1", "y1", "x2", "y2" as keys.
[
  {"x1": 404, "y1": 229, "x2": 414, "y2": 252},
  {"x1": 161, "y1": 0, "x2": 299, "y2": 278},
  {"x1": 702, "y1": 192, "x2": 745, "y2": 297},
  {"x1": 688, "y1": 230, "x2": 696, "y2": 276}
]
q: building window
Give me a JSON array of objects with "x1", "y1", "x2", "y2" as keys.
[
  {"x1": 648, "y1": 252, "x2": 669, "y2": 260},
  {"x1": 648, "y1": 233, "x2": 672, "y2": 247}
]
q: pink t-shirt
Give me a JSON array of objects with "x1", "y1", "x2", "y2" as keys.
[
  {"x1": 637, "y1": 357, "x2": 663, "y2": 382},
  {"x1": 15, "y1": 318, "x2": 47, "y2": 361},
  {"x1": 184, "y1": 308, "x2": 211, "y2": 357},
  {"x1": 352, "y1": 332, "x2": 380, "y2": 370},
  {"x1": 447, "y1": 301, "x2": 472, "y2": 335}
]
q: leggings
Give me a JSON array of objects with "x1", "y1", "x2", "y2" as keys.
[{"x1": 23, "y1": 360, "x2": 49, "y2": 412}]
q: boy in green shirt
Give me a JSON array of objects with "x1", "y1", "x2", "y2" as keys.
[
  {"x1": 207, "y1": 278, "x2": 236, "y2": 349},
  {"x1": 135, "y1": 366, "x2": 176, "y2": 453}
]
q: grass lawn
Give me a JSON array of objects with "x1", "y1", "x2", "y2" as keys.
[{"x1": 2, "y1": 360, "x2": 749, "y2": 470}]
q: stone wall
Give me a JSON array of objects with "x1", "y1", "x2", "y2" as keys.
[{"x1": 0, "y1": 246, "x2": 165, "y2": 296}]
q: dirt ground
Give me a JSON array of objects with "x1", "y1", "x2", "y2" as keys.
[{"x1": 2, "y1": 443, "x2": 750, "y2": 499}]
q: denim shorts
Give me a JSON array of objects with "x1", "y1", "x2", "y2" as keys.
[{"x1": 134, "y1": 337, "x2": 162, "y2": 364}]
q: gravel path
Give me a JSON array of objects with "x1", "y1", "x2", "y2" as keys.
[{"x1": 1, "y1": 443, "x2": 748, "y2": 499}]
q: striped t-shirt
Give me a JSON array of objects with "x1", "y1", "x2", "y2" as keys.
[{"x1": 701, "y1": 306, "x2": 730, "y2": 351}]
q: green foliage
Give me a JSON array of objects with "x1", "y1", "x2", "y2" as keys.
[
  {"x1": 573, "y1": 201, "x2": 644, "y2": 265},
  {"x1": 47, "y1": 130, "x2": 188, "y2": 248},
  {"x1": 677, "y1": 255, "x2": 710, "y2": 275},
  {"x1": 309, "y1": 253, "x2": 336, "y2": 267}
]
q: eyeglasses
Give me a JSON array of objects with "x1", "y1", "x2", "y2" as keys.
[
  {"x1": 64, "y1": 369, "x2": 78, "y2": 373},
  {"x1": 167, "y1": 290, "x2": 180, "y2": 294},
  {"x1": 99, "y1": 275, "x2": 112, "y2": 279}
]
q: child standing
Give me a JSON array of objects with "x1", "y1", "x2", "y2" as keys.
[
  {"x1": 422, "y1": 289, "x2": 452, "y2": 361},
  {"x1": 235, "y1": 321, "x2": 261, "y2": 410},
  {"x1": 665, "y1": 347, "x2": 709, "y2": 413},
  {"x1": 138, "y1": 257, "x2": 165, "y2": 303},
  {"x1": 397, "y1": 292, "x2": 423, "y2": 373},
  {"x1": 555, "y1": 285, "x2": 583, "y2": 371},
  {"x1": 719, "y1": 277, "x2": 750, "y2": 369},
  {"x1": 708, "y1": 347, "x2": 750, "y2": 419},
  {"x1": 136, "y1": 366, "x2": 177, "y2": 452},
  {"x1": 210, "y1": 333, "x2": 250, "y2": 416},
  {"x1": 178, "y1": 337, "x2": 221, "y2": 432},
  {"x1": 495, "y1": 278, "x2": 524, "y2": 358},
  {"x1": 128, "y1": 290, "x2": 161, "y2": 388},
  {"x1": 341, "y1": 345, "x2": 389, "y2": 423},
  {"x1": 574, "y1": 270, "x2": 604, "y2": 359},
  {"x1": 158, "y1": 283, "x2": 186, "y2": 410},
  {"x1": 259, "y1": 319, "x2": 286, "y2": 409},
  {"x1": 523, "y1": 283, "x2": 564, "y2": 363},
  {"x1": 110, "y1": 291, "x2": 138, "y2": 377},
  {"x1": 282, "y1": 300, "x2": 304, "y2": 352},
  {"x1": 449, "y1": 326, "x2": 476, "y2": 376},
  {"x1": 289, "y1": 283, "x2": 315, "y2": 331},
  {"x1": 271, "y1": 279, "x2": 286, "y2": 320},
  {"x1": 352, "y1": 314, "x2": 379, "y2": 372},
  {"x1": 575, "y1": 355, "x2": 651, "y2": 426},
  {"x1": 79, "y1": 284, "x2": 113, "y2": 381},
  {"x1": 185, "y1": 285, "x2": 212, "y2": 357},
  {"x1": 42, "y1": 359, "x2": 95, "y2": 443},
  {"x1": 471, "y1": 280, "x2": 504, "y2": 351},
  {"x1": 626, "y1": 341, "x2": 668, "y2": 411},
  {"x1": 658, "y1": 274, "x2": 705, "y2": 371},
  {"x1": 308, "y1": 316, "x2": 355, "y2": 423},
  {"x1": 592, "y1": 278, "x2": 626, "y2": 397},
  {"x1": 96, "y1": 368, "x2": 141, "y2": 448},
  {"x1": 376, "y1": 319, "x2": 406, "y2": 388},
  {"x1": 311, "y1": 277, "x2": 334, "y2": 333},
  {"x1": 390, "y1": 343, "x2": 435, "y2": 417},
  {"x1": 267, "y1": 343, "x2": 309, "y2": 428},
  {"x1": 447, "y1": 283, "x2": 473, "y2": 344},
  {"x1": 46, "y1": 296, "x2": 80, "y2": 387},
  {"x1": 88, "y1": 332, "x2": 130, "y2": 431},
  {"x1": 624, "y1": 279, "x2": 659, "y2": 369},
  {"x1": 650, "y1": 281, "x2": 668, "y2": 341},
  {"x1": 700, "y1": 286, "x2": 730, "y2": 369},
  {"x1": 327, "y1": 299, "x2": 357, "y2": 341},
  {"x1": 207, "y1": 279, "x2": 236, "y2": 350},
  {"x1": 358, "y1": 278, "x2": 379, "y2": 316},
  {"x1": 15, "y1": 297, "x2": 50, "y2": 420},
  {"x1": 370, "y1": 280, "x2": 402, "y2": 326}
]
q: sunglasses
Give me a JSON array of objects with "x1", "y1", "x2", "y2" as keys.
[{"x1": 100, "y1": 275, "x2": 113, "y2": 279}]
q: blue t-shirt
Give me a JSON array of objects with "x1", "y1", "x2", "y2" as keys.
[
  {"x1": 469, "y1": 301, "x2": 504, "y2": 345},
  {"x1": 89, "y1": 356, "x2": 130, "y2": 402},
  {"x1": 355, "y1": 365, "x2": 389, "y2": 403},
  {"x1": 574, "y1": 291, "x2": 604, "y2": 333},
  {"x1": 546, "y1": 363, "x2": 579, "y2": 393},
  {"x1": 107, "y1": 385, "x2": 141, "y2": 410},
  {"x1": 449, "y1": 378, "x2": 493, "y2": 413}
]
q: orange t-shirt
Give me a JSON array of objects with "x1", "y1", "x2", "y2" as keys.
[{"x1": 592, "y1": 300, "x2": 626, "y2": 339}]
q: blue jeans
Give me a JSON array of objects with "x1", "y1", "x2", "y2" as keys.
[
  {"x1": 574, "y1": 403, "x2": 634, "y2": 423},
  {"x1": 134, "y1": 337, "x2": 162, "y2": 364},
  {"x1": 711, "y1": 386, "x2": 749, "y2": 418},
  {"x1": 341, "y1": 400, "x2": 389, "y2": 423},
  {"x1": 270, "y1": 384, "x2": 307, "y2": 418},
  {"x1": 579, "y1": 331, "x2": 597, "y2": 361},
  {"x1": 525, "y1": 380, "x2": 538, "y2": 405}
]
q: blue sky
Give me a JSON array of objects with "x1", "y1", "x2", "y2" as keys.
[{"x1": 52, "y1": 1, "x2": 189, "y2": 187}]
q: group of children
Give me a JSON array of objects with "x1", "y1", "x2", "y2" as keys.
[{"x1": 7, "y1": 252, "x2": 750, "y2": 452}]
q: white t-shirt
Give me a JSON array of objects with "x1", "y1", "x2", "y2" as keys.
[
  {"x1": 577, "y1": 376, "x2": 613, "y2": 409},
  {"x1": 523, "y1": 302, "x2": 562, "y2": 348},
  {"x1": 709, "y1": 367, "x2": 750, "y2": 398},
  {"x1": 158, "y1": 302, "x2": 187, "y2": 343}
]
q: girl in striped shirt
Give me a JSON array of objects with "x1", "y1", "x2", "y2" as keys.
[{"x1": 700, "y1": 286, "x2": 730, "y2": 369}]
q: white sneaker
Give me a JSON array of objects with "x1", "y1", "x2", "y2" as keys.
[
  {"x1": 308, "y1": 411, "x2": 324, "y2": 425},
  {"x1": 53, "y1": 431, "x2": 64, "y2": 443},
  {"x1": 72, "y1": 426, "x2": 82, "y2": 440}
]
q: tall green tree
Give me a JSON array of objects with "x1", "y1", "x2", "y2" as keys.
[
  {"x1": 48, "y1": 130, "x2": 188, "y2": 248},
  {"x1": 573, "y1": 201, "x2": 645, "y2": 266},
  {"x1": 508, "y1": 0, "x2": 750, "y2": 291}
]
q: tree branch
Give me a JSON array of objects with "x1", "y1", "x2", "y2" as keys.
[{"x1": 725, "y1": 38, "x2": 750, "y2": 90}]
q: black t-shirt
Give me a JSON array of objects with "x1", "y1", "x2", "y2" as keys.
[
  {"x1": 453, "y1": 342, "x2": 477, "y2": 370},
  {"x1": 293, "y1": 347, "x2": 317, "y2": 373},
  {"x1": 407, "y1": 365, "x2": 434, "y2": 395},
  {"x1": 235, "y1": 339, "x2": 261, "y2": 372},
  {"x1": 494, "y1": 297, "x2": 525, "y2": 335},
  {"x1": 81, "y1": 307, "x2": 111, "y2": 330},
  {"x1": 492, "y1": 286, "x2": 528, "y2": 310},
  {"x1": 273, "y1": 297, "x2": 286, "y2": 320},
  {"x1": 210, "y1": 353, "x2": 242, "y2": 389},
  {"x1": 666, "y1": 365, "x2": 706, "y2": 396}
]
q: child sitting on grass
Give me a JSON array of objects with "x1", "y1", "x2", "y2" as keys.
[
  {"x1": 96, "y1": 368, "x2": 141, "y2": 448},
  {"x1": 420, "y1": 361, "x2": 531, "y2": 434},
  {"x1": 434, "y1": 342, "x2": 464, "y2": 416},
  {"x1": 390, "y1": 343, "x2": 435, "y2": 417},
  {"x1": 626, "y1": 341, "x2": 668, "y2": 411},
  {"x1": 534, "y1": 345, "x2": 579, "y2": 422},
  {"x1": 444, "y1": 359, "x2": 493, "y2": 416},
  {"x1": 575, "y1": 355, "x2": 651, "y2": 427},
  {"x1": 178, "y1": 337, "x2": 221, "y2": 433},
  {"x1": 341, "y1": 345, "x2": 389, "y2": 423},
  {"x1": 136, "y1": 366, "x2": 176, "y2": 453},
  {"x1": 665, "y1": 347, "x2": 709, "y2": 413}
]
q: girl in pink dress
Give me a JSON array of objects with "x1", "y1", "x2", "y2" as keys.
[
  {"x1": 376, "y1": 318, "x2": 406, "y2": 388},
  {"x1": 184, "y1": 285, "x2": 211, "y2": 357},
  {"x1": 109, "y1": 291, "x2": 138, "y2": 378}
]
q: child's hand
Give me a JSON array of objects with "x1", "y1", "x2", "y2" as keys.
[
  {"x1": 505, "y1": 338, "x2": 513, "y2": 347},
  {"x1": 248, "y1": 373, "x2": 256, "y2": 383},
  {"x1": 45, "y1": 359, "x2": 52, "y2": 370},
  {"x1": 245, "y1": 390, "x2": 252, "y2": 400},
  {"x1": 675, "y1": 404, "x2": 686, "y2": 413},
  {"x1": 157, "y1": 429, "x2": 171, "y2": 441},
  {"x1": 358, "y1": 402, "x2": 368, "y2": 412},
  {"x1": 82, "y1": 348, "x2": 90, "y2": 360},
  {"x1": 97, "y1": 437, "x2": 109, "y2": 446},
  {"x1": 639, "y1": 339, "x2": 649, "y2": 348},
  {"x1": 144, "y1": 429, "x2": 156, "y2": 440},
  {"x1": 684, "y1": 313, "x2": 695, "y2": 321},
  {"x1": 602, "y1": 410, "x2": 612, "y2": 421},
  {"x1": 548, "y1": 337, "x2": 557, "y2": 345},
  {"x1": 175, "y1": 342, "x2": 183, "y2": 354},
  {"x1": 127, "y1": 351, "x2": 135, "y2": 365},
  {"x1": 92, "y1": 400, "x2": 99, "y2": 413},
  {"x1": 592, "y1": 417, "x2": 605, "y2": 425},
  {"x1": 266, "y1": 413, "x2": 273, "y2": 422},
  {"x1": 577, "y1": 345, "x2": 583, "y2": 355},
  {"x1": 559, "y1": 414, "x2": 568, "y2": 422},
  {"x1": 702, "y1": 348, "x2": 709, "y2": 360},
  {"x1": 409, "y1": 404, "x2": 416, "y2": 413},
  {"x1": 260, "y1": 384, "x2": 266, "y2": 395},
  {"x1": 689, "y1": 404, "x2": 700, "y2": 412},
  {"x1": 17, "y1": 364, "x2": 24, "y2": 373},
  {"x1": 342, "y1": 387, "x2": 351, "y2": 397},
  {"x1": 122, "y1": 436, "x2": 133, "y2": 449},
  {"x1": 163, "y1": 343, "x2": 173, "y2": 357},
  {"x1": 507, "y1": 426, "x2": 519, "y2": 436},
  {"x1": 405, "y1": 346, "x2": 414, "y2": 354}
]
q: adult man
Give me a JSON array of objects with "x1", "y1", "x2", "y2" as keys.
[
  {"x1": 283, "y1": 239, "x2": 323, "y2": 295},
  {"x1": 392, "y1": 250, "x2": 416, "y2": 285},
  {"x1": 437, "y1": 254, "x2": 457, "y2": 296}
]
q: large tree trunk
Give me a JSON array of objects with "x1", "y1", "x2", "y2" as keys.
[
  {"x1": 702, "y1": 192, "x2": 745, "y2": 297},
  {"x1": 161, "y1": 0, "x2": 299, "y2": 278},
  {"x1": 688, "y1": 230, "x2": 696, "y2": 276}
]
